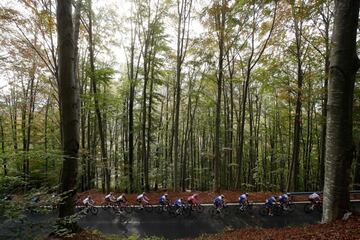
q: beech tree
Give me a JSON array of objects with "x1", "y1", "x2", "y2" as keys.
[
  {"x1": 56, "y1": 0, "x2": 80, "y2": 219},
  {"x1": 322, "y1": 0, "x2": 359, "y2": 222}
]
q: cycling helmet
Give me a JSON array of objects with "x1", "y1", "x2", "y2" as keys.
[
  {"x1": 245, "y1": 192, "x2": 249, "y2": 196},
  {"x1": 142, "y1": 192, "x2": 145, "y2": 195},
  {"x1": 164, "y1": 193, "x2": 168, "y2": 196},
  {"x1": 286, "y1": 192, "x2": 291, "y2": 196},
  {"x1": 194, "y1": 193, "x2": 199, "y2": 198},
  {"x1": 110, "y1": 192, "x2": 113, "y2": 195},
  {"x1": 221, "y1": 194, "x2": 224, "y2": 198}
]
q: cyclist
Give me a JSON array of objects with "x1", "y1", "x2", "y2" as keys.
[
  {"x1": 116, "y1": 193, "x2": 127, "y2": 205},
  {"x1": 308, "y1": 192, "x2": 321, "y2": 210},
  {"x1": 104, "y1": 192, "x2": 116, "y2": 202},
  {"x1": 213, "y1": 194, "x2": 225, "y2": 213},
  {"x1": 187, "y1": 193, "x2": 199, "y2": 205},
  {"x1": 159, "y1": 193, "x2": 169, "y2": 205},
  {"x1": 137, "y1": 192, "x2": 150, "y2": 209},
  {"x1": 279, "y1": 192, "x2": 290, "y2": 210},
  {"x1": 174, "y1": 198, "x2": 184, "y2": 215},
  {"x1": 239, "y1": 193, "x2": 249, "y2": 210},
  {"x1": 265, "y1": 195, "x2": 277, "y2": 216},
  {"x1": 83, "y1": 195, "x2": 94, "y2": 207}
]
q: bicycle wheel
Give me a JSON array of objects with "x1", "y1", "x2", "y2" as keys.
[
  {"x1": 183, "y1": 206, "x2": 191, "y2": 217},
  {"x1": 304, "y1": 203, "x2": 313, "y2": 214},
  {"x1": 134, "y1": 205, "x2": 143, "y2": 213},
  {"x1": 195, "y1": 204, "x2": 204, "y2": 213},
  {"x1": 167, "y1": 205, "x2": 176, "y2": 216},
  {"x1": 287, "y1": 203, "x2": 296, "y2": 213},
  {"x1": 101, "y1": 202, "x2": 109, "y2": 211},
  {"x1": 124, "y1": 205, "x2": 132, "y2": 214},
  {"x1": 209, "y1": 207, "x2": 218, "y2": 216},
  {"x1": 273, "y1": 205, "x2": 283, "y2": 216},
  {"x1": 90, "y1": 206, "x2": 98, "y2": 215},
  {"x1": 223, "y1": 206, "x2": 231, "y2": 215},
  {"x1": 145, "y1": 204, "x2": 153, "y2": 213},
  {"x1": 156, "y1": 205, "x2": 164, "y2": 214},
  {"x1": 236, "y1": 206, "x2": 244, "y2": 214},
  {"x1": 259, "y1": 206, "x2": 268, "y2": 216}
]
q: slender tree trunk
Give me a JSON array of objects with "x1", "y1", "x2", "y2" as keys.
[
  {"x1": 288, "y1": 2, "x2": 304, "y2": 192},
  {"x1": 44, "y1": 97, "x2": 50, "y2": 179},
  {"x1": 354, "y1": 139, "x2": 360, "y2": 190},
  {"x1": 322, "y1": 0, "x2": 359, "y2": 222},
  {"x1": 88, "y1": 0, "x2": 110, "y2": 193},
  {"x1": 57, "y1": 0, "x2": 80, "y2": 221},
  {"x1": 214, "y1": 0, "x2": 226, "y2": 192},
  {"x1": 0, "y1": 117, "x2": 7, "y2": 176}
]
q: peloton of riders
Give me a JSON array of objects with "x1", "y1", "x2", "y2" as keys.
[{"x1": 81, "y1": 191, "x2": 323, "y2": 216}]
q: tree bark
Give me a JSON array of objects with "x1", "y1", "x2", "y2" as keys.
[
  {"x1": 0, "y1": 117, "x2": 7, "y2": 176},
  {"x1": 213, "y1": 0, "x2": 226, "y2": 192},
  {"x1": 56, "y1": 0, "x2": 79, "y2": 220},
  {"x1": 88, "y1": 0, "x2": 110, "y2": 193},
  {"x1": 322, "y1": 0, "x2": 359, "y2": 222}
]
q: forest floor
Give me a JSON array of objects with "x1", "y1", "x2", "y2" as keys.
[
  {"x1": 203, "y1": 214, "x2": 360, "y2": 240},
  {"x1": 45, "y1": 215, "x2": 360, "y2": 240},
  {"x1": 77, "y1": 189, "x2": 360, "y2": 204}
]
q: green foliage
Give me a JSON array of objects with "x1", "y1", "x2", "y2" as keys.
[{"x1": 0, "y1": 176, "x2": 25, "y2": 195}]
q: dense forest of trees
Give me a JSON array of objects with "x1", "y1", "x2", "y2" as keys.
[{"x1": 0, "y1": 0, "x2": 359, "y2": 221}]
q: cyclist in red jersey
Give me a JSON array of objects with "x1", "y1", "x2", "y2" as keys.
[{"x1": 187, "y1": 193, "x2": 199, "y2": 205}]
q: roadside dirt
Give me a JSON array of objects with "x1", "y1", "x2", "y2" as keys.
[{"x1": 205, "y1": 215, "x2": 360, "y2": 240}]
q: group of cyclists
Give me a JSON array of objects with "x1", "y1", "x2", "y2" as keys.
[{"x1": 82, "y1": 191, "x2": 322, "y2": 216}]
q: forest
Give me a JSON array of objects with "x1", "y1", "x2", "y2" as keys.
[{"x1": 0, "y1": 0, "x2": 359, "y2": 235}]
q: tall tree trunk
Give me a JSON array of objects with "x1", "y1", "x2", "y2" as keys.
[
  {"x1": 287, "y1": 2, "x2": 304, "y2": 192},
  {"x1": 88, "y1": 0, "x2": 110, "y2": 193},
  {"x1": 57, "y1": 0, "x2": 79, "y2": 220},
  {"x1": 173, "y1": 0, "x2": 192, "y2": 191},
  {"x1": 44, "y1": 97, "x2": 50, "y2": 179},
  {"x1": 0, "y1": 117, "x2": 6, "y2": 176},
  {"x1": 214, "y1": 0, "x2": 226, "y2": 192},
  {"x1": 319, "y1": 1, "x2": 332, "y2": 190},
  {"x1": 128, "y1": 41, "x2": 135, "y2": 193},
  {"x1": 354, "y1": 139, "x2": 360, "y2": 190},
  {"x1": 322, "y1": 0, "x2": 359, "y2": 222}
]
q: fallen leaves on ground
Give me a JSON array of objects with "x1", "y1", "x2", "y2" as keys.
[{"x1": 204, "y1": 215, "x2": 360, "y2": 240}]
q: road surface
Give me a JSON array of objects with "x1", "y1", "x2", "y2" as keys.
[{"x1": 1, "y1": 201, "x2": 359, "y2": 240}]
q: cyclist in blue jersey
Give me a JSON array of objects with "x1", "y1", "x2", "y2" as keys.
[
  {"x1": 214, "y1": 194, "x2": 225, "y2": 212},
  {"x1": 265, "y1": 196, "x2": 277, "y2": 216},
  {"x1": 278, "y1": 193, "x2": 290, "y2": 210},
  {"x1": 239, "y1": 193, "x2": 249, "y2": 210},
  {"x1": 159, "y1": 193, "x2": 169, "y2": 205},
  {"x1": 174, "y1": 198, "x2": 184, "y2": 215}
]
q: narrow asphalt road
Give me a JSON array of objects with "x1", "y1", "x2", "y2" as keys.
[
  {"x1": 1, "y1": 202, "x2": 359, "y2": 240},
  {"x1": 79, "y1": 203, "x2": 322, "y2": 239}
]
